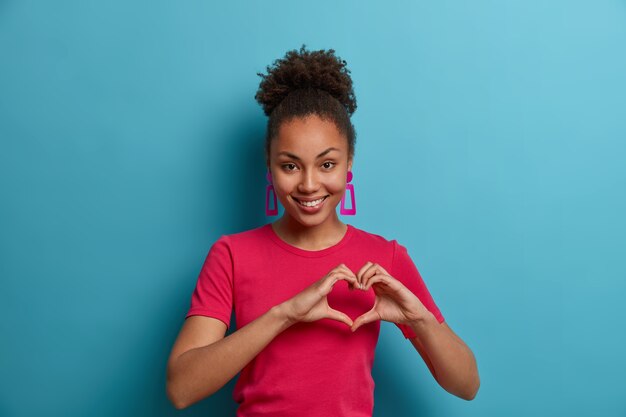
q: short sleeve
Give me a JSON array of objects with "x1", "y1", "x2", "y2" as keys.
[
  {"x1": 185, "y1": 235, "x2": 234, "y2": 330},
  {"x1": 391, "y1": 240, "x2": 445, "y2": 339}
]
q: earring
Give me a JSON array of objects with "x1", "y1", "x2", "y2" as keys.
[
  {"x1": 340, "y1": 171, "x2": 356, "y2": 215},
  {"x1": 265, "y1": 170, "x2": 278, "y2": 216}
]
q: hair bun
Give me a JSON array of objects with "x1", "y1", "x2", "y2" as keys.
[{"x1": 255, "y1": 44, "x2": 357, "y2": 117}]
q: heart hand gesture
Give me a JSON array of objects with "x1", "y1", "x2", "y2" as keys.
[
  {"x1": 282, "y1": 264, "x2": 359, "y2": 328},
  {"x1": 350, "y1": 262, "x2": 431, "y2": 332}
]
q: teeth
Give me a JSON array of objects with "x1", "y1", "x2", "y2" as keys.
[{"x1": 297, "y1": 197, "x2": 326, "y2": 207}]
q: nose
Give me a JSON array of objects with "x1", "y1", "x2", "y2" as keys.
[{"x1": 297, "y1": 169, "x2": 320, "y2": 194}]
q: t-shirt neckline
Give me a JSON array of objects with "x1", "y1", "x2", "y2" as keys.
[{"x1": 264, "y1": 222, "x2": 354, "y2": 258}]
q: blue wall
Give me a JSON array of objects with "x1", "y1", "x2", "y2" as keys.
[{"x1": 1, "y1": 1, "x2": 625, "y2": 416}]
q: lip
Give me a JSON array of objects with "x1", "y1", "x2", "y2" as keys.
[
  {"x1": 292, "y1": 195, "x2": 328, "y2": 213},
  {"x1": 292, "y1": 195, "x2": 329, "y2": 202}
]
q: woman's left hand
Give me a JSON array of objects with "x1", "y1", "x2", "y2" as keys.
[{"x1": 350, "y1": 261, "x2": 431, "y2": 332}]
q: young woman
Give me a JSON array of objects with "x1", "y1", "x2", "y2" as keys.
[{"x1": 166, "y1": 45, "x2": 480, "y2": 415}]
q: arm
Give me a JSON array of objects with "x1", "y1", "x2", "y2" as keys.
[
  {"x1": 408, "y1": 316, "x2": 480, "y2": 401},
  {"x1": 166, "y1": 304, "x2": 294, "y2": 409},
  {"x1": 167, "y1": 263, "x2": 358, "y2": 409},
  {"x1": 350, "y1": 258, "x2": 480, "y2": 400}
]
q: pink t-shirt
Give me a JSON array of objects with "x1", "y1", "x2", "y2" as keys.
[{"x1": 186, "y1": 223, "x2": 445, "y2": 417}]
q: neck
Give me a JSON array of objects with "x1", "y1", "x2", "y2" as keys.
[{"x1": 272, "y1": 214, "x2": 347, "y2": 250}]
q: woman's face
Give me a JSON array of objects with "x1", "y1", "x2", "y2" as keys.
[{"x1": 269, "y1": 114, "x2": 353, "y2": 228}]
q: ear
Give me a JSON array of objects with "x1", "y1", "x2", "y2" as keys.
[{"x1": 347, "y1": 157, "x2": 353, "y2": 172}]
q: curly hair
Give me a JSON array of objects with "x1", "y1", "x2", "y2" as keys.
[{"x1": 255, "y1": 44, "x2": 357, "y2": 167}]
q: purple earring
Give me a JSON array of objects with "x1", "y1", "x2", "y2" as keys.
[
  {"x1": 265, "y1": 170, "x2": 278, "y2": 216},
  {"x1": 340, "y1": 171, "x2": 356, "y2": 215}
]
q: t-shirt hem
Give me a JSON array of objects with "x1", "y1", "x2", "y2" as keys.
[{"x1": 185, "y1": 309, "x2": 230, "y2": 329}]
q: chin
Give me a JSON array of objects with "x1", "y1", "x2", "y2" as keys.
[{"x1": 293, "y1": 207, "x2": 338, "y2": 225}]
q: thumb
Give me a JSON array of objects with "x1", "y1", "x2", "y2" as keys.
[
  {"x1": 351, "y1": 309, "x2": 380, "y2": 332},
  {"x1": 326, "y1": 307, "x2": 354, "y2": 327}
]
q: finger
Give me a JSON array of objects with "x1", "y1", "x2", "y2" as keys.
[
  {"x1": 327, "y1": 307, "x2": 354, "y2": 327},
  {"x1": 356, "y1": 261, "x2": 373, "y2": 288},
  {"x1": 358, "y1": 262, "x2": 382, "y2": 289},
  {"x1": 365, "y1": 273, "x2": 405, "y2": 295},
  {"x1": 362, "y1": 273, "x2": 389, "y2": 291},
  {"x1": 337, "y1": 263, "x2": 357, "y2": 280},
  {"x1": 360, "y1": 263, "x2": 391, "y2": 290},
  {"x1": 374, "y1": 263, "x2": 390, "y2": 276},
  {"x1": 351, "y1": 308, "x2": 380, "y2": 332},
  {"x1": 323, "y1": 272, "x2": 358, "y2": 293},
  {"x1": 328, "y1": 264, "x2": 350, "y2": 277},
  {"x1": 334, "y1": 264, "x2": 358, "y2": 290}
]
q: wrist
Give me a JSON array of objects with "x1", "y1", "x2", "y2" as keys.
[
  {"x1": 272, "y1": 303, "x2": 297, "y2": 329},
  {"x1": 407, "y1": 311, "x2": 438, "y2": 335}
]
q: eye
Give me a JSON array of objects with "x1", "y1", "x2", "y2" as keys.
[
  {"x1": 322, "y1": 161, "x2": 336, "y2": 169},
  {"x1": 282, "y1": 163, "x2": 297, "y2": 172}
]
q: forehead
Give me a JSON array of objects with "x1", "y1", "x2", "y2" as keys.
[{"x1": 273, "y1": 115, "x2": 347, "y2": 156}]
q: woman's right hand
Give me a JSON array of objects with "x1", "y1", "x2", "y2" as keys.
[{"x1": 280, "y1": 264, "x2": 359, "y2": 328}]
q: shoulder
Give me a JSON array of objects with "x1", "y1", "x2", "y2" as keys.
[
  {"x1": 218, "y1": 223, "x2": 267, "y2": 240},
  {"x1": 349, "y1": 225, "x2": 418, "y2": 269},
  {"x1": 349, "y1": 224, "x2": 401, "y2": 254},
  {"x1": 209, "y1": 223, "x2": 270, "y2": 252}
]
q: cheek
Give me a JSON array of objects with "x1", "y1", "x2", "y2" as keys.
[
  {"x1": 272, "y1": 184, "x2": 288, "y2": 198},
  {"x1": 271, "y1": 177, "x2": 294, "y2": 196},
  {"x1": 325, "y1": 180, "x2": 347, "y2": 196}
]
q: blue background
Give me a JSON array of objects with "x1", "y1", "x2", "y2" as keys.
[{"x1": 1, "y1": 1, "x2": 625, "y2": 416}]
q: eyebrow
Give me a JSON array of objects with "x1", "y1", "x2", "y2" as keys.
[{"x1": 277, "y1": 147, "x2": 340, "y2": 161}]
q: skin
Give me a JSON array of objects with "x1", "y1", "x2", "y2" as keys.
[
  {"x1": 269, "y1": 114, "x2": 480, "y2": 400},
  {"x1": 268, "y1": 113, "x2": 353, "y2": 251},
  {"x1": 165, "y1": 114, "x2": 479, "y2": 409}
]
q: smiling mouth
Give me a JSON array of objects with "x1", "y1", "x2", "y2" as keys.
[{"x1": 292, "y1": 195, "x2": 329, "y2": 207}]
